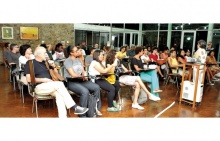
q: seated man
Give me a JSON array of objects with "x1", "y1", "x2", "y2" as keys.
[
  {"x1": 3, "y1": 42, "x2": 11, "y2": 64},
  {"x1": 24, "y1": 46, "x2": 88, "y2": 118},
  {"x1": 7, "y1": 44, "x2": 21, "y2": 67},
  {"x1": 85, "y1": 47, "x2": 96, "y2": 67},
  {"x1": 64, "y1": 46, "x2": 102, "y2": 117}
]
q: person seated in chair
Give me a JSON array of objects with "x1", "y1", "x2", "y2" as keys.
[
  {"x1": 141, "y1": 47, "x2": 164, "y2": 79},
  {"x1": 206, "y1": 50, "x2": 220, "y2": 82},
  {"x1": 24, "y1": 46, "x2": 88, "y2": 118},
  {"x1": 89, "y1": 50, "x2": 119, "y2": 112},
  {"x1": 17, "y1": 44, "x2": 35, "y2": 86},
  {"x1": 52, "y1": 43, "x2": 65, "y2": 60},
  {"x1": 107, "y1": 49, "x2": 160, "y2": 110},
  {"x1": 168, "y1": 50, "x2": 189, "y2": 80},
  {"x1": 130, "y1": 46, "x2": 162, "y2": 98},
  {"x1": 64, "y1": 46, "x2": 102, "y2": 117}
]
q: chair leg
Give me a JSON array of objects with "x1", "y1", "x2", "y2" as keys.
[
  {"x1": 35, "y1": 100, "x2": 38, "y2": 118},
  {"x1": 32, "y1": 98, "x2": 35, "y2": 113},
  {"x1": 21, "y1": 85, "x2": 24, "y2": 104},
  {"x1": 118, "y1": 88, "x2": 122, "y2": 105},
  {"x1": 13, "y1": 76, "x2": 16, "y2": 90}
]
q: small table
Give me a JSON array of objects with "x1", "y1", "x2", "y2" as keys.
[{"x1": 179, "y1": 63, "x2": 206, "y2": 109}]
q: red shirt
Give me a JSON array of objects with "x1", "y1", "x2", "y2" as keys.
[{"x1": 149, "y1": 54, "x2": 158, "y2": 62}]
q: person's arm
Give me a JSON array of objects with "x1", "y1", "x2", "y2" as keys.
[
  {"x1": 131, "y1": 58, "x2": 144, "y2": 71},
  {"x1": 178, "y1": 57, "x2": 185, "y2": 64},
  {"x1": 94, "y1": 61, "x2": 116, "y2": 73},
  {"x1": 64, "y1": 59, "x2": 81, "y2": 78},
  {"x1": 121, "y1": 64, "x2": 129, "y2": 72},
  {"x1": 26, "y1": 74, "x2": 52, "y2": 83}
]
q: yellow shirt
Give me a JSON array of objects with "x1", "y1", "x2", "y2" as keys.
[
  {"x1": 117, "y1": 51, "x2": 127, "y2": 60},
  {"x1": 170, "y1": 57, "x2": 178, "y2": 73},
  {"x1": 105, "y1": 71, "x2": 116, "y2": 84}
]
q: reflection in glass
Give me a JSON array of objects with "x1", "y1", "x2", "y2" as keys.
[
  {"x1": 142, "y1": 31, "x2": 158, "y2": 46},
  {"x1": 171, "y1": 31, "x2": 181, "y2": 50}
]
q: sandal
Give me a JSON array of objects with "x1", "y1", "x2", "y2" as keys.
[{"x1": 107, "y1": 107, "x2": 119, "y2": 112}]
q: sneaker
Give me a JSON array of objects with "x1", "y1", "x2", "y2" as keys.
[
  {"x1": 149, "y1": 94, "x2": 161, "y2": 101},
  {"x1": 213, "y1": 78, "x2": 220, "y2": 81},
  {"x1": 74, "y1": 106, "x2": 89, "y2": 115},
  {"x1": 96, "y1": 110, "x2": 102, "y2": 116},
  {"x1": 113, "y1": 101, "x2": 118, "y2": 108},
  {"x1": 107, "y1": 107, "x2": 119, "y2": 112},
  {"x1": 153, "y1": 89, "x2": 163, "y2": 93},
  {"x1": 207, "y1": 82, "x2": 214, "y2": 86},
  {"x1": 132, "y1": 103, "x2": 144, "y2": 110}
]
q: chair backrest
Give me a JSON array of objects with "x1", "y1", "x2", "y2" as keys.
[{"x1": 28, "y1": 60, "x2": 36, "y2": 86}]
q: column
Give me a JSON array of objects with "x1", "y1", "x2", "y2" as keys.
[
  {"x1": 207, "y1": 23, "x2": 213, "y2": 43},
  {"x1": 138, "y1": 23, "x2": 142, "y2": 46}
]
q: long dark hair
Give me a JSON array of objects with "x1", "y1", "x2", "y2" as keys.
[
  {"x1": 177, "y1": 49, "x2": 185, "y2": 59},
  {"x1": 106, "y1": 49, "x2": 116, "y2": 67},
  {"x1": 93, "y1": 50, "x2": 105, "y2": 68}
]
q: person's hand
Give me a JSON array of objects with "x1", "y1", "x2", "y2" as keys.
[
  {"x1": 48, "y1": 60, "x2": 56, "y2": 68},
  {"x1": 83, "y1": 76, "x2": 88, "y2": 81},
  {"x1": 43, "y1": 78, "x2": 53, "y2": 83}
]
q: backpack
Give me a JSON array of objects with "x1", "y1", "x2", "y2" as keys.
[
  {"x1": 86, "y1": 94, "x2": 98, "y2": 117},
  {"x1": 131, "y1": 88, "x2": 148, "y2": 104}
]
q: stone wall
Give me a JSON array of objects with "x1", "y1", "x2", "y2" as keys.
[
  {"x1": 0, "y1": 24, "x2": 74, "y2": 64},
  {"x1": 0, "y1": 23, "x2": 74, "y2": 48}
]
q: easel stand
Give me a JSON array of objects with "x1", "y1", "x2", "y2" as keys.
[{"x1": 179, "y1": 63, "x2": 206, "y2": 109}]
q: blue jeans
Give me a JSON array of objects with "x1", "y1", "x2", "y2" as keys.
[
  {"x1": 68, "y1": 80, "x2": 101, "y2": 110},
  {"x1": 140, "y1": 70, "x2": 160, "y2": 97}
]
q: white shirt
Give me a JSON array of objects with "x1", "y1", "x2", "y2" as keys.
[
  {"x1": 18, "y1": 54, "x2": 35, "y2": 70},
  {"x1": 81, "y1": 49, "x2": 86, "y2": 55},
  {"x1": 141, "y1": 55, "x2": 150, "y2": 63},
  {"x1": 52, "y1": 51, "x2": 65, "y2": 60},
  {"x1": 89, "y1": 60, "x2": 101, "y2": 76}
]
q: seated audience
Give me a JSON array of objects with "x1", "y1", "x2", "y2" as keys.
[
  {"x1": 130, "y1": 46, "x2": 162, "y2": 99},
  {"x1": 24, "y1": 46, "x2": 88, "y2": 118}
]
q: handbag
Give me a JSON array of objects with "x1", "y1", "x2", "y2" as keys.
[{"x1": 45, "y1": 61, "x2": 64, "y2": 81}]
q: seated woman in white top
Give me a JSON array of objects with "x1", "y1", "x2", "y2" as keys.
[
  {"x1": 52, "y1": 43, "x2": 65, "y2": 60},
  {"x1": 89, "y1": 50, "x2": 120, "y2": 112},
  {"x1": 18, "y1": 44, "x2": 35, "y2": 85},
  {"x1": 141, "y1": 47, "x2": 164, "y2": 78}
]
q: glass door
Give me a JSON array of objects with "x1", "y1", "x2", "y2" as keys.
[{"x1": 180, "y1": 31, "x2": 196, "y2": 57}]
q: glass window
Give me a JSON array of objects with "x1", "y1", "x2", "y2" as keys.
[
  {"x1": 160, "y1": 24, "x2": 168, "y2": 30},
  {"x1": 125, "y1": 33, "x2": 130, "y2": 46},
  {"x1": 142, "y1": 24, "x2": 158, "y2": 30},
  {"x1": 171, "y1": 31, "x2": 181, "y2": 50},
  {"x1": 112, "y1": 24, "x2": 124, "y2": 28},
  {"x1": 125, "y1": 23, "x2": 139, "y2": 30},
  {"x1": 142, "y1": 31, "x2": 158, "y2": 47},
  {"x1": 158, "y1": 31, "x2": 168, "y2": 50},
  {"x1": 132, "y1": 33, "x2": 138, "y2": 45},
  {"x1": 183, "y1": 23, "x2": 208, "y2": 30},
  {"x1": 214, "y1": 24, "x2": 220, "y2": 29},
  {"x1": 172, "y1": 23, "x2": 183, "y2": 30},
  {"x1": 75, "y1": 30, "x2": 87, "y2": 46}
]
